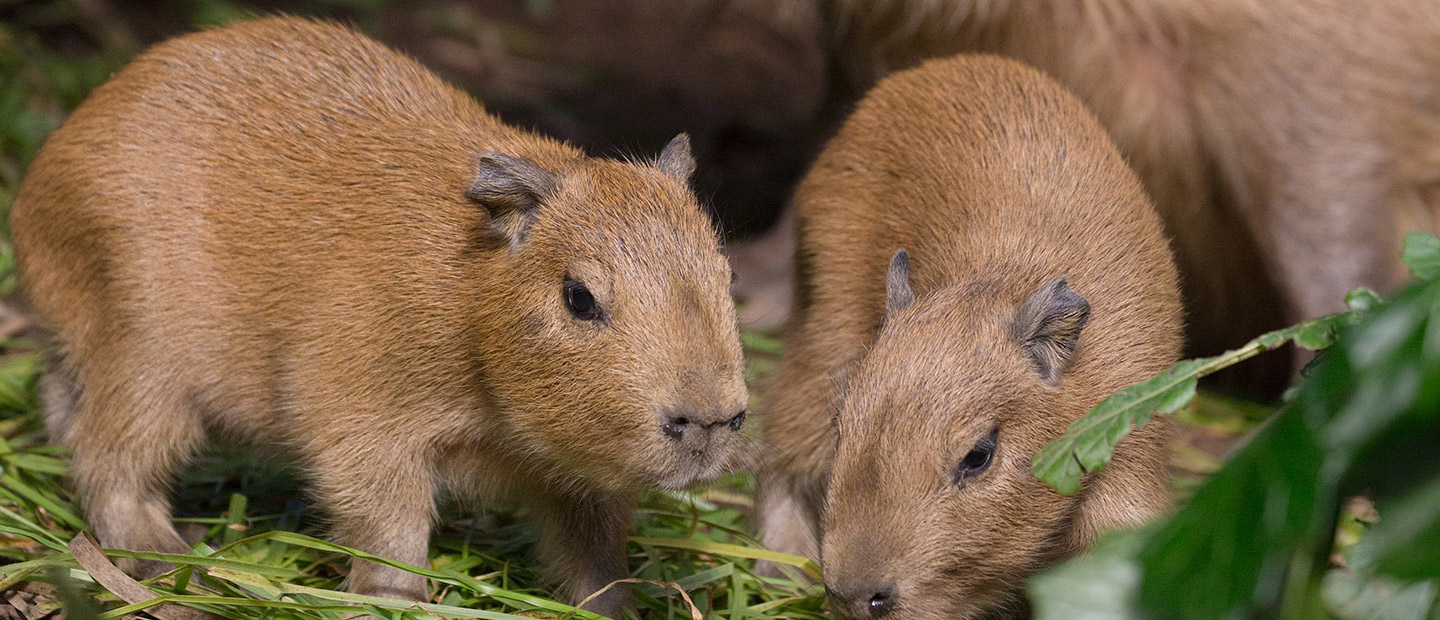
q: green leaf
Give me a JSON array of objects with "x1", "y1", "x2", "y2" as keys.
[
  {"x1": 1137, "y1": 277, "x2": 1440, "y2": 620},
  {"x1": 4, "y1": 452, "x2": 70, "y2": 476},
  {"x1": 1032, "y1": 359, "x2": 1203, "y2": 494},
  {"x1": 1348, "y1": 288, "x2": 1385, "y2": 313},
  {"x1": 208, "y1": 567, "x2": 542, "y2": 619},
  {"x1": 1292, "y1": 320, "x2": 1342, "y2": 351},
  {"x1": 1033, "y1": 311, "x2": 1356, "y2": 494},
  {"x1": 1139, "y1": 409, "x2": 1332, "y2": 620},
  {"x1": 100, "y1": 548, "x2": 304, "y2": 579},
  {"x1": 222, "y1": 492, "x2": 247, "y2": 546},
  {"x1": 741, "y1": 330, "x2": 785, "y2": 356},
  {"x1": 1354, "y1": 464, "x2": 1440, "y2": 580},
  {"x1": 0, "y1": 354, "x2": 43, "y2": 412},
  {"x1": 1030, "y1": 529, "x2": 1146, "y2": 620},
  {"x1": 0, "y1": 471, "x2": 85, "y2": 530},
  {"x1": 1403, "y1": 232, "x2": 1440, "y2": 282},
  {"x1": 629, "y1": 536, "x2": 823, "y2": 581}
]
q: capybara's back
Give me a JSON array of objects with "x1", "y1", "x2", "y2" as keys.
[
  {"x1": 757, "y1": 54, "x2": 1181, "y2": 619},
  {"x1": 18, "y1": 19, "x2": 499, "y2": 435},
  {"x1": 12, "y1": 18, "x2": 748, "y2": 617}
]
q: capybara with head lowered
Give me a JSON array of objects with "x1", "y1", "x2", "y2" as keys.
[
  {"x1": 11, "y1": 17, "x2": 748, "y2": 617},
  {"x1": 755, "y1": 55, "x2": 1181, "y2": 619}
]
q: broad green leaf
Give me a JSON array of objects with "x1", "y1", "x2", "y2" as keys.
[
  {"x1": 1139, "y1": 410, "x2": 1332, "y2": 620},
  {"x1": 1138, "y1": 278, "x2": 1440, "y2": 620},
  {"x1": 1354, "y1": 464, "x2": 1440, "y2": 580},
  {"x1": 1030, "y1": 530, "x2": 1146, "y2": 620},
  {"x1": 1403, "y1": 232, "x2": 1440, "y2": 282}
]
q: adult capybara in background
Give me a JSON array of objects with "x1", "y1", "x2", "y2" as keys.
[
  {"x1": 734, "y1": 0, "x2": 1440, "y2": 380},
  {"x1": 756, "y1": 55, "x2": 1180, "y2": 619},
  {"x1": 11, "y1": 17, "x2": 748, "y2": 618}
]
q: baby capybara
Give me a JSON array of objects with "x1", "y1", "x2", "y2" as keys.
[
  {"x1": 11, "y1": 17, "x2": 748, "y2": 617},
  {"x1": 756, "y1": 55, "x2": 1181, "y2": 619}
]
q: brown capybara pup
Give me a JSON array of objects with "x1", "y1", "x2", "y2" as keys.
[
  {"x1": 756, "y1": 55, "x2": 1181, "y2": 619},
  {"x1": 11, "y1": 17, "x2": 748, "y2": 618}
]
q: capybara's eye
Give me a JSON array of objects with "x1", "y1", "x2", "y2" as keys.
[
  {"x1": 563, "y1": 278, "x2": 601, "y2": 321},
  {"x1": 953, "y1": 428, "x2": 999, "y2": 486}
]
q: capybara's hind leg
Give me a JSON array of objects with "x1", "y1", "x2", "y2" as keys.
[
  {"x1": 39, "y1": 354, "x2": 81, "y2": 443},
  {"x1": 67, "y1": 388, "x2": 203, "y2": 577}
]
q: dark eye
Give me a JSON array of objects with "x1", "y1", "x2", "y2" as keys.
[
  {"x1": 953, "y1": 428, "x2": 998, "y2": 486},
  {"x1": 563, "y1": 278, "x2": 601, "y2": 321}
]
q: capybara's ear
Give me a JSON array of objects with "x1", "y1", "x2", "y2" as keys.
[
  {"x1": 656, "y1": 133, "x2": 696, "y2": 183},
  {"x1": 1012, "y1": 276, "x2": 1090, "y2": 383},
  {"x1": 467, "y1": 152, "x2": 559, "y2": 247},
  {"x1": 885, "y1": 248, "x2": 915, "y2": 319}
]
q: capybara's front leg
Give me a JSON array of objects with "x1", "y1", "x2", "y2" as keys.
[
  {"x1": 311, "y1": 444, "x2": 436, "y2": 601},
  {"x1": 529, "y1": 488, "x2": 635, "y2": 619}
]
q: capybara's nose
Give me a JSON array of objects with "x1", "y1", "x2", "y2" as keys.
[
  {"x1": 662, "y1": 415, "x2": 689, "y2": 440},
  {"x1": 828, "y1": 582, "x2": 899, "y2": 618},
  {"x1": 661, "y1": 408, "x2": 747, "y2": 440},
  {"x1": 866, "y1": 585, "x2": 898, "y2": 616}
]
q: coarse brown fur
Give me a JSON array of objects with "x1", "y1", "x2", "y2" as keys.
[
  {"x1": 813, "y1": 0, "x2": 1440, "y2": 369},
  {"x1": 755, "y1": 55, "x2": 1180, "y2": 619},
  {"x1": 10, "y1": 17, "x2": 748, "y2": 618}
]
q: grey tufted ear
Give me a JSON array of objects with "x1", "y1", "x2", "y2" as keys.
[
  {"x1": 1012, "y1": 276, "x2": 1091, "y2": 384},
  {"x1": 656, "y1": 133, "x2": 696, "y2": 182},
  {"x1": 885, "y1": 249, "x2": 915, "y2": 318},
  {"x1": 467, "y1": 152, "x2": 558, "y2": 247}
]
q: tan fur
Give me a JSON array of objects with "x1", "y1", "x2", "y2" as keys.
[
  {"x1": 10, "y1": 18, "x2": 748, "y2": 618},
  {"x1": 756, "y1": 55, "x2": 1180, "y2": 619},
  {"x1": 819, "y1": 0, "x2": 1440, "y2": 361}
]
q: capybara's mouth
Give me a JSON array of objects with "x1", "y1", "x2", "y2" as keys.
[{"x1": 650, "y1": 457, "x2": 729, "y2": 491}]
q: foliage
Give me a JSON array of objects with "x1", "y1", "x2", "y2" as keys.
[
  {"x1": 1032, "y1": 306, "x2": 1355, "y2": 495},
  {"x1": 1029, "y1": 233, "x2": 1440, "y2": 620}
]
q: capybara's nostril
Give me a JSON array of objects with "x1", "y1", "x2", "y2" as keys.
[
  {"x1": 868, "y1": 586, "x2": 897, "y2": 616},
  {"x1": 727, "y1": 409, "x2": 747, "y2": 431},
  {"x1": 662, "y1": 416, "x2": 689, "y2": 440}
]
